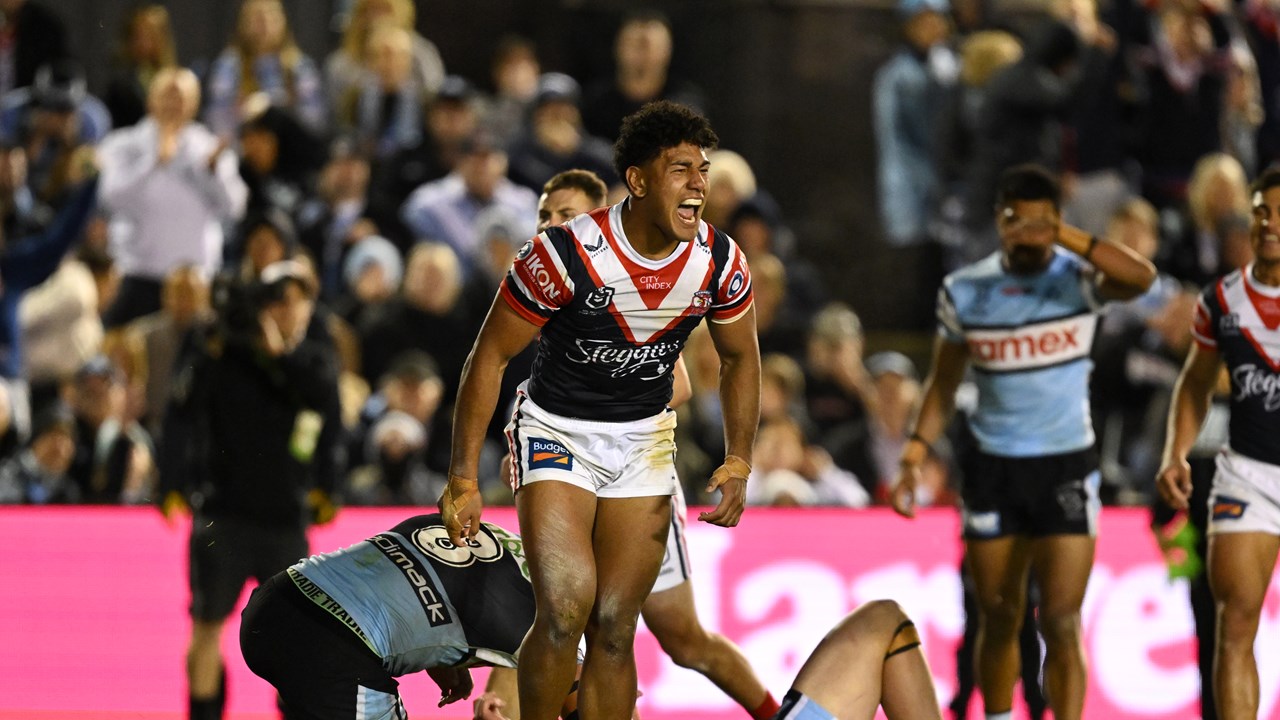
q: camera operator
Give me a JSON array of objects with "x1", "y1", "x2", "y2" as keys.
[{"x1": 158, "y1": 258, "x2": 344, "y2": 720}]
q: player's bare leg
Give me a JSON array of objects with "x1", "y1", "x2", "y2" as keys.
[
  {"x1": 1030, "y1": 535, "x2": 1095, "y2": 720},
  {"x1": 642, "y1": 580, "x2": 773, "y2": 716},
  {"x1": 579, "y1": 495, "x2": 671, "y2": 720},
  {"x1": 789, "y1": 599, "x2": 942, "y2": 719},
  {"x1": 965, "y1": 536, "x2": 1033, "y2": 716},
  {"x1": 187, "y1": 619, "x2": 225, "y2": 718},
  {"x1": 1208, "y1": 531, "x2": 1280, "y2": 720},
  {"x1": 515, "y1": 482, "x2": 599, "y2": 720}
]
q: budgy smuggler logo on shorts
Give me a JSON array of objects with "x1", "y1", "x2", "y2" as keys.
[{"x1": 528, "y1": 438, "x2": 573, "y2": 470}]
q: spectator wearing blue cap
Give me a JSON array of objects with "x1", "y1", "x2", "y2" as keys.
[
  {"x1": 0, "y1": 60, "x2": 110, "y2": 204},
  {"x1": 872, "y1": 0, "x2": 957, "y2": 247},
  {"x1": 67, "y1": 354, "x2": 154, "y2": 504},
  {"x1": 371, "y1": 74, "x2": 480, "y2": 207},
  {"x1": 299, "y1": 137, "x2": 409, "y2": 300},
  {"x1": 507, "y1": 72, "x2": 619, "y2": 194},
  {"x1": 0, "y1": 400, "x2": 78, "y2": 504}
]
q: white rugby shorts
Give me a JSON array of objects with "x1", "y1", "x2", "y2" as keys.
[
  {"x1": 651, "y1": 491, "x2": 692, "y2": 594},
  {"x1": 1207, "y1": 449, "x2": 1280, "y2": 535},
  {"x1": 504, "y1": 389, "x2": 679, "y2": 499}
]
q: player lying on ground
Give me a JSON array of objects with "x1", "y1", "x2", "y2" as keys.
[{"x1": 240, "y1": 513, "x2": 943, "y2": 720}]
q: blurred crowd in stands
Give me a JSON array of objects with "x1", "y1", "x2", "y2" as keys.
[{"x1": 0, "y1": 0, "x2": 1273, "y2": 517}]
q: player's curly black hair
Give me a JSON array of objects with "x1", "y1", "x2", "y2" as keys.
[
  {"x1": 995, "y1": 163, "x2": 1061, "y2": 210},
  {"x1": 612, "y1": 100, "x2": 719, "y2": 193},
  {"x1": 1251, "y1": 165, "x2": 1280, "y2": 197}
]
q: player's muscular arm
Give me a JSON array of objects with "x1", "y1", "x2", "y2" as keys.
[
  {"x1": 670, "y1": 355, "x2": 693, "y2": 409},
  {"x1": 443, "y1": 299, "x2": 541, "y2": 541},
  {"x1": 891, "y1": 337, "x2": 969, "y2": 518},
  {"x1": 701, "y1": 305, "x2": 761, "y2": 527},
  {"x1": 1058, "y1": 223, "x2": 1157, "y2": 300},
  {"x1": 1156, "y1": 344, "x2": 1222, "y2": 509}
]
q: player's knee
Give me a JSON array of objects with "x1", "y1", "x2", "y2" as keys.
[
  {"x1": 659, "y1": 627, "x2": 715, "y2": 670},
  {"x1": 1037, "y1": 610, "x2": 1082, "y2": 647},
  {"x1": 976, "y1": 595, "x2": 1025, "y2": 636},
  {"x1": 859, "y1": 599, "x2": 910, "y2": 630},
  {"x1": 1216, "y1": 601, "x2": 1262, "y2": 643},
  {"x1": 587, "y1": 602, "x2": 642, "y2": 659}
]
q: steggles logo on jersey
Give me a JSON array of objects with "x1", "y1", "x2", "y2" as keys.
[
  {"x1": 567, "y1": 338, "x2": 681, "y2": 379},
  {"x1": 1232, "y1": 363, "x2": 1280, "y2": 411},
  {"x1": 528, "y1": 438, "x2": 574, "y2": 470}
]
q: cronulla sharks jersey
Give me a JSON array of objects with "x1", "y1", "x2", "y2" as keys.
[
  {"x1": 288, "y1": 514, "x2": 534, "y2": 677},
  {"x1": 939, "y1": 249, "x2": 1105, "y2": 456},
  {"x1": 1192, "y1": 266, "x2": 1280, "y2": 466},
  {"x1": 501, "y1": 202, "x2": 753, "y2": 421}
]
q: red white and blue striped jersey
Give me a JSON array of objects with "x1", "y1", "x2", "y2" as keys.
[
  {"x1": 1192, "y1": 265, "x2": 1280, "y2": 466},
  {"x1": 501, "y1": 202, "x2": 753, "y2": 421}
]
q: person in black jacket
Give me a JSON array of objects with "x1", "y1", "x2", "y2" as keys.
[{"x1": 159, "y1": 258, "x2": 344, "y2": 720}]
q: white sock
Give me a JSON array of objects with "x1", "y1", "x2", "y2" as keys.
[{"x1": 985, "y1": 713, "x2": 1013, "y2": 720}]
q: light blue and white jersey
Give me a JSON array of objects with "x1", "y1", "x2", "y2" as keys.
[
  {"x1": 938, "y1": 249, "x2": 1105, "y2": 457},
  {"x1": 289, "y1": 514, "x2": 533, "y2": 677}
]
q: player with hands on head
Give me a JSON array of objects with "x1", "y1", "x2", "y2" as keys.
[
  {"x1": 891, "y1": 164, "x2": 1154, "y2": 720},
  {"x1": 441, "y1": 100, "x2": 759, "y2": 720},
  {"x1": 1155, "y1": 167, "x2": 1280, "y2": 720}
]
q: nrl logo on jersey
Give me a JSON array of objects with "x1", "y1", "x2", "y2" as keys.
[
  {"x1": 1220, "y1": 313, "x2": 1240, "y2": 334},
  {"x1": 580, "y1": 285, "x2": 614, "y2": 314}
]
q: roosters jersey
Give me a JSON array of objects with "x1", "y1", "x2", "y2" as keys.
[
  {"x1": 501, "y1": 202, "x2": 753, "y2": 421},
  {"x1": 1191, "y1": 266, "x2": 1280, "y2": 466},
  {"x1": 938, "y1": 249, "x2": 1105, "y2": 457}
]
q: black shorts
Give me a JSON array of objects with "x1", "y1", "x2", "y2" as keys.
[
  {"x1": 189, "y1": 516, "x2": 308, "y2": 621},
  {"x1": 959, "y1": 447, "x2": 1100, "y2": 540},
  {"x1": 240, "y1": 572, "x2": 404, "y2": 720}
]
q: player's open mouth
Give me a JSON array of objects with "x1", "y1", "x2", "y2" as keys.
[{"x1": 676, "y1": 198, "x2": 702, "y2": 225}]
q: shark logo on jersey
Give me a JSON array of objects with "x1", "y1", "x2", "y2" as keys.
[{"x1": 1055, "y1": 480, "x2": 1086, "y2": 520}]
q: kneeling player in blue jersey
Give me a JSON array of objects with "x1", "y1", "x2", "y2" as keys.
[
  {"x1": 891, "y1": 165, "x2": 1156, "y2": 720},
  {"x1": 240, "y1": 513, "x2": 944, "y2": 720}
]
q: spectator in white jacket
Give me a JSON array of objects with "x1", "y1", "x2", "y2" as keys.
[{"x1": 97, "y1": 67, "x2": 247, "y2": 328}]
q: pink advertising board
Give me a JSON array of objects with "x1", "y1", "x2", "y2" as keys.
[{"x1": 1, "y1": 506, "x2": 1278, "y2": 719}]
